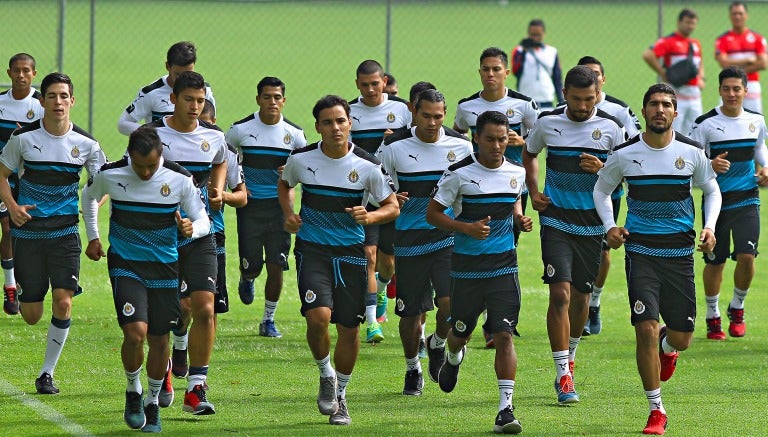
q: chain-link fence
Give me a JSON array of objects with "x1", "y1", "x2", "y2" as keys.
[{"x1": 2, "y1": 0, "x2": 767, "y2": 159}]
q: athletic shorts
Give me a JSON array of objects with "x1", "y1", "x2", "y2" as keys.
[
  {"x1": 703, "y1": 205, "x2": 759, "y2": 265},
  {"x1": 450, "y1": 273, "x2": 521, "y2": 338},
  {"x1": 377, "y1": 221, "x2": 396, "y2": 256},
  {"x1": 540, "y1": 226, "x2": 601, "y2": 294},
  {"x1": 179, "y1": 235, "x2": 218, "y2": 298},
  {"x1": 214, "y1": 231, "x2": 229, "y2": 314},
  {"x1": 295, "y1": 245, "x2": 367, "y2": 328},
  {"x1": 625, "y1": 252, "x2": 695, "y2": 332},
  {"x1": 601, "y1": 198, "x2": 621, "y2": 251},
  {"x1": 111, "y1": 276, "x2": 181, "y2": 336},
  {"x1": 236, "y1": 205, "x2": 290, "y2": 278},
  {"x1": 15, "y1": 233, "x2": 81, "y2": 303},
  {"x1": 394, "y1": 246, "x2": 452, "y2": 317}
]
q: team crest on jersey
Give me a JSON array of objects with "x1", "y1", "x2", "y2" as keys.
[
  {"x1": 122, "y1": 302, "x2": 135, "y2": 317},
  {"x1": 305, "y1": 289, "x2": 316, "y2": 303},
  {"x1": 510, "y1": 178, "x2": 518, "y2": 189},
  {"x1": 201, "y1": 140, "x2": 210, "y2": 152},
  {"x1": 506, "y1": 107, "x2": 515, "y2": 118},
  {"x1": 70, "y1": 146, "x2": 80, "y2": 158},
  {"x1": 447, "y1": 150, "x2": 456, "y2": 162},
  {"x1": 546, "y1": 264, "x2": 555, "y2": 277},
  {"x1": 26, "y1": 109, "x2": 35, "y2": 120},
  {"x1": 397, "y1": 298, "x2": 405, "y2": 312},
  {"x1": 283, "y1": 133, "x2": 292, "y2": 145},
  {"x1": 386, "y1": 112, "x2": 396, "y2": 123},
  {"x1": 674, "y1": 156, "x2": 685, "y2": 170},
  {"x1": 749, "y1": 122, "x2": 756, "y2": 133},
  {"x1": 455, "y1": 320, "x2": 467, "y2": 333},
  {"x1": 591, "y1": 128, "x2": 602, "y2": 141},
  {"x1": 160, "y1": 183, "x2": 171, "y2": 197},
  {"x1": 633, "y1": 300, "x2": 646, "y2": 315},
  {"x1": 348, "y1": 169, "x2": 359, "y2": 183}
]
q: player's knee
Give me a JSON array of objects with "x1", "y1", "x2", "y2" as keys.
[
  {"x1": 735, "y1": 252, "x2": 755, "y2": 265},
  {"x1": 122, "y1": 324, "x2": 147, "y2": 346},
  {"x1": 305, "y1": 308, "x2": 331, "y2": 330}
]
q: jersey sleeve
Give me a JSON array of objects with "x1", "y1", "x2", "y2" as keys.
[
  {"x1": 281, "y1": 154, "x2": 300, "y2": 188},
  {"x1": 0, "y1": 133, "x2": 22, "y2": 171},
  {"x1": 522, "y1": 100, "x2": 538, "y2": 134},
  {"x1": 687, "y1": 121, "x2": 708, "y2": 153},
  {"x1": 376, "y1": 143, "x2": 397, "y2": 189},
  {"x1": 293, "y1": 129, "x2": 308, "y2": 149},
  {"x1": 85, "y1": 141, "x2": 108, "y2": 177},
  {"x1": 367, "y1": 164, "x2": 395, "y2": 204},
  {"x1": 225, "y1": 148, "x2": 243, "y2": 189},
  {"x1": 525, "y1": 122, "x2": 546, "y2": 154},
  {"x1": 454, "y1": 105, "x2": 470, "y2": 131},
  {"x1": 431, "y1": 169, "x2": 460, "y2": 208},
  {"x1": 224, "y1": 125, "x2": 240, "y2": 149},
  {"x1": 595, "y1": 151, "x2": 624, "y2": 192},
  {"x1": 652, "y1": 37, "x2": 668, "y2": 62},
  {"x1": 124, "y1": 89, "x2": 152, "y2": 123},
  {"x1": 212, "y1": 133, "x2": 226, "y2": 165},
  {"x1": 692, "y1": 148, "x2": 718, "y2": 187},
  {"x1": 179, "y1": 173, "x2": 207, "y2": 221}
]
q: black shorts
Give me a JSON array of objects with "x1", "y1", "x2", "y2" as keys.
[
  {"x1": 703, "y1": 205, "x2": 760, "y2": 265},
  {"x1": 394, "y1": 246, "x2": 453, "y2": 317},
  {"x1": 377, "y1": 221, "x2": 396, "y2": 256},
  {"x1": 540, "y1": 226, "x2": 601, "y2": 294},
  {"x1": 625, "y1": 252, "x2": 695, "y2": 332},
  {"x1": 15, "y1": 233, "x2": 81, "y2": 303},
  {"x1": 178, "y1": 235, "x2": 218, "y2": 298},
  {"x1": 601, "y1": 198, "x2": 622, "y2": 251},
  {"x1": 236, "y1": 206, "x2": 290, "y2": 277},
  {"x1": 214, "y1": 231, "x2": 229, "y2": 314},
  {"x1": 294, "y1": 245, "x2": 367, "y2": 328},
  {"x1": 450, "y1": 273, "x2": 521, "y2": 338},
  {"x1": 111, "y1": 276, "x2": 181, "y2": 336}
]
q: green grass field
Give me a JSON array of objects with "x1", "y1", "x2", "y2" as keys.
[{"x1": 1, "y1": 1, "x2": 768, "y2": 436}]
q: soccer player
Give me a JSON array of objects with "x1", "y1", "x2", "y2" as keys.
[
  {"x1": 0, "y1": 72, "x2": 107, "y2": 394},
  {"x1": 428, "y1": 110, "x2": 532, "y2": 434},
  {"x1": 0, "y1": 53, "x2": 43, "y2": 315},
  {"x1": 715, "y1": 2, "x2": 767, "y2": 113},
  {"x1": 511, "y1": 19, "x2": 564, "y2": 109},
  {"x1": 82, "y1": 125, "x2": 210, "y2": 433},
  {"x1": 117, "y1": 41, "x2": 214, "y2": 136},
  {"x1": 226, "y1": 77, "x2": 306, "y2": 337},
  {"x1": 376, "y1": 89, "x2": 473, "y2": 396},
  {"x1": 278, "y1": 95, "x2": 398, "y2": 425},
  {"x1": 349, "y1": 59, "x2": 411, "y2": 343},
  {"x1": 576, "y1": 55, "x2": 641, "y2": 336},
  {"x1": 522, "y1": 65, "x2": 625, "y2": 405},
  {"x1": 642, "y1": 8, "x2": 704, "y2": 135},
  {"x1": 150, "y1": 70, "x2": 227, "y2": 415},
  {"x1": 688, "y1": 66, "x2": 768, "y2": 340},
  {"x1": 593, "y1": 83, "x2": 720, "y2": 435},
  {"x1": 384, "y1": 73, "x2": 398, "y2": 97}
]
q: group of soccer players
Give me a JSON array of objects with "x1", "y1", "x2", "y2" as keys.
[{"x1": 1, "y1": 27, "x2": 766, "y2": 435}]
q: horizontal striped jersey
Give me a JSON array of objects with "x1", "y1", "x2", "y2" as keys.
[
  {"x1": 349, "y1": 94, "x2": 411, "y2": 154},
  {"x1": 0, "y1": 88, "x2": 43, "y2": 147}
]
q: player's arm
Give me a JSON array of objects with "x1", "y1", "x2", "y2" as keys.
[
  {"x1": 223, "y1": 182, "x2": 247, "y2": 208},
  {"x1": 0, "y1": 142, "x2": 34, "y2": 227},
  {"x1": 207, "y1": 161, "x2": 227, "y2": 211},
  {"x1": 117, "y1": 110, "x2": 142, "y2": 136},
  {"x1": 753, "y1": 128, "x2": 768, "y2": 186},
  {"x1": 512, "y1": 198, "x2": 533, "y2": 233},
  {"x1": 593, "y1": 154, "x2": 627, "y2": 248},
  {"x1": 642, "y1": 48, "x2": 668, "y2": 82},
  {"x1": 522, "y1": 146, "x2": 549, "y2": 211},
  {"x1": 277, "y1": 178, "x2": 301, "y2": 233},
  {"x1": 179, "y1": 176, "x2": 211, "y2": 239},
  {"x1": 220, "y1": 148, "x2": 247, "y2": 208},
  {"x1": 698, "y1": 178, "x2": 720, "y2": 253},
  {"x1": 426, "y1": 199, "x2": 490, "y2": 240},
  {"x1": 348, "y1": 192, "x2": 399, "y2": 226},
  {"x1": 81, "y1": 176, "x2": 106, "y2": 261}
]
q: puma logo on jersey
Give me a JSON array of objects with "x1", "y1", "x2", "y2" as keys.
[
  {"x1": 352, "y1": 116, "x2": 361, "y2": 123},
  {"x1": 307, "y1": 167, "x2": 318, "y2": 176},
  {"x1": 470, "y1": 111, "x2": 480, "y2": 116},
  {"x1": 554, "y1": 128, "x2": 564, "y2": 136},
  {"x1": 162, "y1": 141, "x2": 171, "y2": 149},
  {"x1": 32, "y1": 144, "x2": 42, "y2": 152},
  {"x1": 408, "y1": 154, "x2": 419, "y2": 162},
  {"x1": 248, "y1": 134, "x2": 259, "y2": 141},
  {"x1": 716, "y1": 127, "x2": 725, "y2": 133},
  {"x1": 117, "y1": 182, "x2": 129, "y2": 192},
  {"x1": 160, "y1": 99, "x2": 171, "y2": 106},
  {"x1": 632, "y1": 159, "x2": 643, "y2": 167},
  {"x1": 0, "y1": 108, "x2": 5, "y2": 116},
  {"x1": 469, "y1": 179, "x2": 481, "y2": 188}
]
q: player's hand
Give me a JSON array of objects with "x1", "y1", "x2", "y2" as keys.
[
  {"x1": 466, "y1": 216, "x2": 491, "y2": 240},
  {"x1": 698, "y1": 227, "x2": 716, "y2": 254},
  {"x1": 396, "y1": 191, "x2": 409, "y2": 207},
  {"x1": 507, "y1": 129, "x2": 525, "y2": 146},
  {"x1": 382, "y1": 128, "x2": 394, "y2": 139},
  {"x1": 208, "y1": 186, "x2": 223, "y2": 211},
  {"x1": 515, "y1": 213, "x2": 533, "y2": 232},
  {"x1": 277, "y1": 165, "x2": 285, "y2": 177},
  {"x1": 530, "y1": 191, "x2": 551, "y2": 212},
  {"x1": 85, "y1": 239, "x2": 105, "y2": 261},
  {"x1": 175, "y1": 210, "x2": 194, "y2": 238},
  {"x1": 606, "y1": 226, "x2": 629, "y2": 249},
  {"x1": 755, "y1": 166, "x2": 768, "y2": 187},
  {"x1": 9, "y1": 204, "x2": 36, "y2": 227},
  {"x1": 579, "y1": 153, "x2": 603, "y2": 174},
  {"x1": 711, "y1": 152, "x2": 730, "y2": 174},
  {"x1": 345, "y1": 205, "x2": 370, "y2": 225},
  {"x1": 284, "y1": 213, "x2": 302, "y2": 233}
]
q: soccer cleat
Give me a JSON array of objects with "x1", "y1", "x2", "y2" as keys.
[
  {"x1": 159, "y1": 363, "x2": 175, "y2": 408},
  {"x1": 171, "y1": 347, "x2": 188, "y2": 378},
  {"x1": 386, "y1": 274, "x2": 397, "y2": 299},
  {"x1": 438, "y1": 346, "x2": 465, "y2": 393},
  {"x1": 238, "y1": 277, "x2": 255, "y2": 305},
  {"x1": 658, "y1": 326, "x2": 679, "y2": 382},
  {"x1": 35, "y1": 372, "x2": 59, "y2": 395},
  {"x1": 124, "y1": 391, "x2": 146, "y2": 429},
  {"x1": 418, "y1": 336, "x2": 427, "y2": 359},
  {"x1": 141, "y1": 402, "x2": 162, "y2": 433},
  {"x1": 705, "y1": 317, "x2": 726, "y2": 340},
  {"x1": 375, "y1": 289, "x2": 388, "y2": 322},
  {"x1": 642, "y1": 410, "x2": 668, "y2": 435},
  {"x1": 328, "y1": 396, "x2": 351, "y2": 425},
  {"x1": 402, "y1": 369, "x2": 424, "y2": 396},
  {"x1": 3, "y1": 284, "x2": 19, "y2": 315},
  {"x1": 494, "y1": 405, "x2": 523, "y2": 434},
  {"x1": 317, "y1": 376, "x2": 338, "y2": 415},
  {"x1": 426, "y1": 334, "x2": 445, "y2": 383},
  {"x1": 587, "y1": 305, "x2": 602, "y2": 335},
  {"x1": 259, "y1": 320, "x2": 283, "y2": 338},
  {"x1": 183, "y1": 384, "x2": 215, "y2": 415},
  {"x1": 484, "y1": 328, "x2": 495, "y2": 349},
  {"x1": 727, "y1": 306, "x2": 746, "y2": 337},
  {"x1": 554, "y1": 374, "x2": 579, "y2": 405},
  {"x1": 366, "y1": 321, "x2": 384, "y2": 343}
]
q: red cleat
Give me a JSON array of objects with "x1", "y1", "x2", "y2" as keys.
[
  {"x1": 727, "y1": 306, "x2": 745, "y2": 337},
  {"x1": 658, "y1": 326, "x2": 679, "y2": 382},
  {"x1": 386, "y1": 274, "x2": 397, "y2": 299},
  {"x1": 705, "y1": 317, "x2": 726, "y2": 340},
  {"x1": 642, "y1": 410, "x2": 667, "y2": 435}
]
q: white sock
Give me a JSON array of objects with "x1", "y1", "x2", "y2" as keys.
[
  {"x1": 447, "y1": 347, "x2": 464, "y2": 366},
  {"x1": 375, "y1": 273, "x2": 390, "y2": 293},
  {"x1": 589, "y1": 286, "x2": 603, "y2": 307},
  {"x1": 316, "y1": 354, "x2": 335, "y2": 378},
  {"x1": 705, "y1": 294, "x2": 720, "y2": 318},
  {"x1": 365, "y1": 304, "x2": 377, "y2": 325},
  {"x1": 263, "y1": 300, "x2": 278, "y2": 322},
  {"x1": 645, "y1": 388, "x2": 666, "y2": 414},
  {"x1": 41, "y1": 318, "x2": 70, "y2": 376},
  {"x1": 405, "y1": 356, "x2": 421, "y2": 372},
  {"x1": 421, "y1": 322, "x2": 427, "y2": 340},
  {"x1": 187, "y1": 373, "x2": 206, "y2": 392},
  {"x1": 568, "y1": 336, "x2": 580, "y2": 364},
  {"x1": 552, "y1": 350, "x2": 569, "y2": 379},
  {"x1": 145, "y1": 377, "x2": 162, "y2": 406},
  {"x1": 336, "y1": 371, "x2": 350, "y2": 399},
  {"x1": 498, "y1": 379, "x2": 515, "y2": 411},
  {"x1": 661, "y1": 336, "x2": 676, "y2": 354},
  {"x1": 430, "y1": 333, "x2": 446, "y2": 349},
  {"x1": 2, "y1": 258, "x2": 15, "y2": 287},
  {"x1": 126, "y1": 367, "x2": 142, "y2": 393},
  {"x1": 173, "y1": 332, "x2": 188, "y2": 350},
  {"x1": 731, "y1": 288, "x2": 748, "y2": 309}
]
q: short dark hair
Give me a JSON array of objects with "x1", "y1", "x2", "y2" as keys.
[
  {"x1": 730, "y1": 1, "x2": 747, "y2": 12},
  {"x1": 356, "y1": 60, "x2": 385, "y2": 77},
  {"x1": 719, "y1": 66, "x2": 748, "y2": 87},
  {"x1": 257, "y1": 76, "x2": 285, "y2": 96},
  {"x1": 577, "y1": 56, "x2": 604, "y2": 75},
  {"x1": 480, "y1": 47, "x2": 508, "y2": 67},
  {"x1": 312, "y1": 95, "x2": 350, "y2": 121},
  {"x1": 172, "y1": 70, "x2": 205, "y2": 96},
  {"x1": 678, "y1": 8, "x2": 697, "y2": 21},
  {"x1": 409, "y1": 81, "x2": 436, "y2": 104},
  {"x1": 41, "y1": 72, "x2": 73, "y2": 96},
  {"x1": 9, "y1": 53, "x2": 35, "y2": 70},
  {"x1": 642, "y1": 83, "x2": 677, "y2": 110},
  {"x1": 167, "y1": 41, "x2": 196, "y2": 67},
  {"x1": 127, "y1": 124, "x2": 163, "y2": 156},
  {"x1": 528, "y1": 19, "x2": 545, "y2": 31},
  {"x1": 384, "y1": 73, "x2": 396, "y2": 86},
  {"x1": 201, "y1": 99, "x2": 216, "y2": 121},
  {"x1": 414, "y1": 89, "x2": 445, "y2": 112},
  {"x1": 564, "y1": 65, "x2": 598, "y2": 90},
  {"x1": 476, "y1": 110, "x2": 508, "y2": 137}
]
